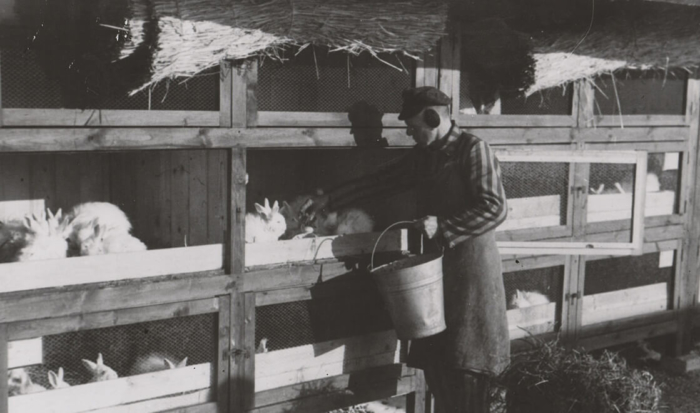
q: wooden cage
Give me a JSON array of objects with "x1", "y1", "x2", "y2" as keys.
[{"x1": 0, "y1": 33, "x2": 699, "y2": 413}]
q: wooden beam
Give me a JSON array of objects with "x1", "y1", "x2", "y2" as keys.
[
  {"x1": 246, "y1": 60, "x2": 258, "y2": 128},
  {"x1": 577, "y1": 319, "x2": 677, "y2": 352},
  {"x1": 220, "y1": 60, "x2": 233, "y2": 128},
  {"x1": 7, "y1": 298, "x2": 219, "y2": 341},
  {"x1": 94, "y1": 391, "x2": 213, "y2": 413},
  {"x1": 0, "y1": 272, "x2": 230, "y2": 324},
  {"x1": 229, "y1": 292, "x2": 255, "y2": 412},
  {"x1": 217, "y1": 295, "x2": 231, "y2": 413},
  {"x1": 0, "y1": 245, "x2": 223, "y2": 294},
  {"x1": 2, "y1": 109, "x2": 220, "y2": 127},
  {"x1": 7, "y1": 337, "x2": 42, "y2": 369},
  {"x1": 0, "y1": 324, "x2": 7, "y2": 413},
  {"x1": 0, "y1": 49, "x2": 3, "y2": 129},
  {"x1": 581, "y1": 283, "x2": 669, "y2": 326},
  {"x1": 231, "y1": 61, "x2": 248, "y2": 129},
  {"x1": 257, "y1": 111, "x2": 405, "y2": 128},
  {"x1": 161, "y1": 402, "x2": 218, "y2": 413},
  {"x1": 456, "y1": 114, "x2": 575, "y2": 127},
  {"x1": 226, "y1": 148, "x2": 246, "y2": 274},
  {"x1": 0, "y1": 127, "x2": 688, "y2": 152},
  {"x1": 676, "y1": 78, "x2": 700, "y2": 355},
  {"x1": 573, "y1": 79, "x2": 595, "y2": 128},
  {"x1": 593, "y1": 115, "x2": 688, "y2": 127}
]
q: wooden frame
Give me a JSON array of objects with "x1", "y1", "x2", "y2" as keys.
[{"x1": 497, "y1": 150, "x2": 648, "y2": 255}]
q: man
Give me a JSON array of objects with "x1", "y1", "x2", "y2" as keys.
[{"x1": 308, "y1": 86, "x2": 510, "y2": 412}]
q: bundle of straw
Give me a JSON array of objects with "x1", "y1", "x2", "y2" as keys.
[
  {"x1": 527, "y1": 1, "x2": 700, "y2": 94},
  {"x1": 130, "y1": 0, "x2": 448, "y2": 93}
]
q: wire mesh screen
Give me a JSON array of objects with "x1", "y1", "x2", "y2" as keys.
[
  {"x1": 499, "y1": 162, "x2": 569, "y2": 230},
  {"x1": 256, "y1": 289, "x2": 393, "y2": 353},
  {"x1": 21, "y1": 313, "x2": 216, "y2": 389},
  {"x1": 593, "y1": 69, "x2": 687, "y2": 116},
  {"x1": 1, "y1": 48, "x2": 219, "y2": 110},
  {"x1": 649, "y1": 152, "x2": 680, "y2": 216},
  {"x1": 504, "y1": 266, "x2": 564, "y2": 310},
  {"x1": 588, "y1": 162, "x2": 637, "y2": 226},
  {"x1": 585, "y1": 252, "x2": 674, "y2": 295},
  {"x1": 257, "y1": 47, "x2": 415, "y2": 113}
]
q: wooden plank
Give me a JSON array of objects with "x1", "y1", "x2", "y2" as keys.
[
  {"x1": 588, "y1": 192, "x2": 676, "y2": 223},
  {"x1": 0, "y1": 271, "x2": 230, "y2": 324},
  {"x1": 7, "y1": 298, "x2": 219, "y2": 341},
  {"x1": 2, "y1": 109, "x2": 219, "y2": 127},
  {"x1": 502, "y1": 255, "x2": 567, "y2": 273},
  {"x1": 8, "y1": 363, "x2": 212, "y2": 413},
  {"x1": 93, "y1": 390, "x2": 212, "y2": 413},
  {"x1": 220, "y1": 60, "x2": 233, "y2": 128},
  {"x1": 171, "y1": 150, "x2": 190, "y2": 247},
  {"x1": 497, "y1": 149, "x2": 639, "y2": 163},
  {"x1": 496, "y1": 225, "x2": 571, "y2": 242},
  {"x1": 507, "y1": 302, "x2": 557, "y2": 339},
  {"x1": 246, "y1": 59, "x2": 258, "y2": 128},
  {"x1": 677, "y1": 78, "x2": 700, "y2": 355},
  {"x1": 573, "y1": 80, "x2": 594, "y2": 128},
  {"x1": 594, "y1": 115, "x2": 688, "y2": 127},
  {"x1": 405, "y1": 369, "x2": 427, "y2": 413},
  {"x1": 243, "y1": 293, "x2": 256, "y2": 409},
  {"x1": 253, "y1": 364, "x2": 408, "y2": 408},
  {"x1": 586, "y1": 140, "x2": 688, "y2": 152},
  {"x1": 257, "y1": 111, "x2": 405, "y2": 128},
  {"x1": 0, "y1": 244, "x2": 223, "y2": 294},
  {"x1": 582, "y1": 283, "x2": 669, "y2": 326},
  {"x1": 245, "y1": 229, "x2": 408, "y2": 268},
  {"x1": 28, "y1": 153, "x2": 56, "y2": 214},
  {"x1": 585, "y1": 241, "x2": 679, "y2": 262},
  {"x1": 0, "y1": 127, "x2": 689, "y2": 152},
  {"x1": 577, "y1": 319, "x2": 677, "y2": 352},
  {"x1": 226, "y1": 148, "x2": 246, "y2": 274},
  {"x1": 0, "y1": 49, "x2": 3, "y2": 128},
  {"x1": 585, "y1": 214, "x2": 682, "y2": 236},
  {"x1": 251, "y1": 375, "x2": 416, "y2": 413},
  {"x1": 456, "y1": 114, "x2": 575, "y2": 128},
  {"x1": 231, "y1": 61, "x2": 248, "y2": 128},
  {"x1": 242, "y1": 261, "x2": 357, "y2": 292},
  {"x1": 217, "y1": 295, "x2": 231, "y2": 413},
  {"x1": 207, "y1": 150, "x2": 226, "y2": 244},
  {"x1": 7, "y1": 338, "x2": 41, "y2": 368},
  {"x1": 423, "y1": 50, "x2": 439, "y2": 88},
  {"x1": 0, "y1": 153, "x2": 31, "y2": 220},
  {"x1": 0, "y1": 324, "x2": 7, "y2": 413},
  {"x1": 189, "y1": 150, "x2": 208, "y2": 246},
  {"x1": 161, "y1": 402, "x2": 218, "y2": 413},
  {"x1": 255, "y1": 330, "x2": 401, "y2": 392}
]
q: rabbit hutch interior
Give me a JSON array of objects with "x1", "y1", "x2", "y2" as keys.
[{"x1": 1, "y1": 0, "x2": 700, "y2": 412}]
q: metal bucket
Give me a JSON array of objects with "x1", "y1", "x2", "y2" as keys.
[{"x1": 370, "y1": 221, "x2": 447, "y2": 340}]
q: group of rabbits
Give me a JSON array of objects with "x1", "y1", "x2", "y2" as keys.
[
  {"x1": 0, "y1": 202, "x2": 146, "y2": 263},
  {"x1": 8, "y1": 352, "x2": 188, "y2": 396},
  {"x1": 245, "y1": 196, "x2": 374, "y2": 243}
]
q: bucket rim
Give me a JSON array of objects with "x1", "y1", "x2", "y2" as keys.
[{"x1": 370, "y1": 252, "x2": 443, "y2": 275}]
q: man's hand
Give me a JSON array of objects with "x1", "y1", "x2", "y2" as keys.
[{"x1": 415, "y1": 215, "x2": 439, "y2": 239}]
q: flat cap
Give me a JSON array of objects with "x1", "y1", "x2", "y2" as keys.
[{"x1": 398, "y1": 86, "x2": 451, "y2": 120}]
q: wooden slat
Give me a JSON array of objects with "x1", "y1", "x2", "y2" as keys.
[
  {"x1": 7, "y1": 337, "x2": 42, "y2": 368},
  {"x1": 0, "y1": 244, "x2": 223, "y2": 294},
  {"x1": 502, "y1": 255, "x2": 567, "y2": 272},
  {"x1": 577, "y1": 319, "x2": 677, "y2": 352},
  {"x1": 573, "y1": 80, "x2": 595, "y2": 128},
  {"x1": 226, "y1": 148, "x2": 246, "y2": 273},
  {"x1": 231, "y1": 61, "x2": 248, "y2": 128},
  {"x1": 91, "y1": 390, "x2": 212, "y2": 413},
  {"x1": 508, "y1": 302, "x2": 557, "y2": 339},
  {"x1": 496, "y1": 225, "x2": 571, "y2": 242},
  {"x1": 594, "y1": 115, "x2": 688, "y2": 127},
  {"x1": 253, "y1": 364, "x2": 408, "y2": 408},
  {"x1": 1, "y1": 324, "x2": 8, "y2": 413},
  {"x1": 2, "y1": 109, "x2": 220, "y2": 127},
  {"x1": 0, "y1": 127, "x2": 689, "y2": 152},
  {"x1": 161, "y1": 402, "x2": 218, "y2": 413},
  {"x1": 0, "y1": 50, "x2": 3, "y2": 128},
  {"x1": 207, "y1": 150, "x2": 226, "y2": 244},
  {"x1": 582, "y1": 283, "x2": 669, "y2": 326},
  {"x1": 257, "y1": 111, "x2": 405, "y2": 128},
  {"x1": 586, "y1": 140, "x2": 688, "y2": 152},
  {"x1": 456, "y1": 114, "x2": 575, "y2": 128},
  {"x1": 405, "y1": 369, "x2": 427, "y2": 413},
  {"x1": 245, "y1": 229, "x2": 408, "y2": 268},
  {"x1": 0, "y1": 271, "x2": 229, "y2": 324},
  {"x1": 255, "y1": 330, "x2": 401, "y2": 392},
  {"x1": 220, "y1": 60, "x2": 233, "y2": 128},
  {"x1": 246, "y1": 59, "x2": 258, "y2": 128},
  {"x1": 170, "y1": 151, "x2": 190, "y2": 247},
  {"x1": 251, "y1": 375, "x2": 416, "y2": 413},
  {"x1": 217, "y1": 295, "x2": 231, "y2": 413},
  {"x1": 8, "y1": 363, "x2": 212, "y2": 413},
  {"x1": 497, "y1": 149, "x2": 638, "y2": 163},
  {"x1": 7, "y1": 298, "x2": 219, "y2": 341},
  {"x1": 189, "y1": 151, "x2": 208, "y2": 246}
]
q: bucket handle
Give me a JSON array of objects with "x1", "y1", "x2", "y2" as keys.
[{"x1": 370, "y1": 220, "x2": 419, "y2": 271}]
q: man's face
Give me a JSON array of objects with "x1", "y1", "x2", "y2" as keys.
[{"x1": 405, "y1": 111, "x2": 437, "y2": 147}]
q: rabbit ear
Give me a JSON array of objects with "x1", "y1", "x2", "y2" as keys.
[
  {"x1": 254, "y1": 203, "x2": 266, "y2": 215},
  {"x1": 272, "y1": 201, "x2": 280, "y2": 214},
  {"x1": 164, "y1": 358, "x2": 175, "y2": 369},
  {"x1": 58, "y1": 367, "x2": 64, "y2": 380},
  {"x1": 178, "y1": 357, "x2": 188, "y2": 368},
  {"x1": 282, "y1": 201, "x2": 292, "y2": 213},
  {"x1": 94, "y1": 224, "x2": 107, "y2": 239},
  {"x1": 264, "y1": 198, "x2": 271, "y2": 210},
  {"x1": 82, "y1": 359, "x2": 98, "y2": 372},
  {"x1": 48, "y1": 371, "x2": 58, "y2": 387}
]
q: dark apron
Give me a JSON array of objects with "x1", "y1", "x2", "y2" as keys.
[{"x1": 406, "y1": 134, "x2": 510, "y2": 376}]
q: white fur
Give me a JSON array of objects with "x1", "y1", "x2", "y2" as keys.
[
  {"x1": 8, "y1": 368, "x2": 46, "y2": 396},
  {"x1": 47, "y1": 367, "x2": 70, "y2": 389},
  {"x1": 609, "y1": 172, "x2": 661, "y2": 194},
  {"x1": 64, "y1": 202, "x2": 133, "y2": 255},
  {"x1": 129, "y1": 352, "x2": 188, "y2": 376},
  {"x1": 82, "y1": 353, "x2": 118, "y2": 382},
  {"x1": 509, "y1": 289, "x2": 551, "y2": 309},
  {"x1": 245, "y1": 198, "x2": 287, "y2": 243},
  {"x1": 80, "y1": 224, "x2": 147, "y2": 256},
  {"x1": 281, "y1": 195, "x2": 374, "y2": 238},
  {"x1": 2, "y1": 209, "x2": 69, "y2": 263}
]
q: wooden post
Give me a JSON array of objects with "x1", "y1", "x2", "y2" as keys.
[
  {"x1": 573, "y1": 79, "x2": 596, "y2": 128},
  {"x1": 231, "y1": 62, "x2": 249, "y2": 129},
  {"x1": 220, "y1": 60, "x2": 233, "y2": 128},
  {"x1": 217, "y1": 296, "x2": 231, "y2": 413},
  {"x1": 0, "y1": 50, "x2": 3, "y2": 128},
  {"x1": 405, "y1": 370, "x2": 427, "y2": 413},
  {"x1": 246, "y1": 60, "x2": 259, "y2": 128},
  {"x1": 0, "y1": 324, "x2": 8, "y2": 413},
  {"x1": 675, "y1": 77, "x2": 700, "y2": 355},
  {"x1": 225, "y1": 148, "x2": 246, "y2": 274}
]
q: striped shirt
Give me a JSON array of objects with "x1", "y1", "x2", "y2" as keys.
[{"x1": 326, "y1": 122, "x2": 507, "y2": 247}]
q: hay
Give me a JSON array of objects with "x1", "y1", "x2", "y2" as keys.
[
  {"x1": 527, "y1": 2, "x2": 700, "y2": 94},
  {"x1": 129, "y1": 0, "x2": 448, "y2": 93},
  {"x1": 497, "y1": 340, "x2": 662, "y2": 413}
]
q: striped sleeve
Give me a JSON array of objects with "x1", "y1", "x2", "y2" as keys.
[
  {"x1": 325, "y1": 149, "x2": 420, "y2": 210},
  {"x1": 439, "y1": 139, "x2": 508, "y2": 247}
]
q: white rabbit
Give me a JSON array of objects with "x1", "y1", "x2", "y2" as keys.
[
  {"x1": 509, "y1": 289, "x2": 551, "y2": 309},
  {"x1": 47, "y1": 367, "x2": 70, "y2": 389},
  {"x1": 7, "y1": 368, "x2": 46, "y2": 396},
  {"x1": 129, "y1": 352, "x2": 188, "y2": 375},
  {"x1": 281, "y1": 195, "x2": 374, "y2": 238},
  {"x1": 64, "y1": 202, "x2": 133, "y2": 255},
  {"x1": 79, "y1": 222, "x2": 147, "y2": 256},
  {"x1": 609, "y1": 172, "x2": 661, "y2": 194},
  {"x1": 10, "y1": 209, "x2": 69, "y2": 262},
  {"x1": 245, "y1": 198, "x2": 287, "y2": 243},
  {"x1": 82, "y1": 353, "x2": 118, "y2": 382}
]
